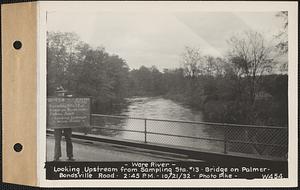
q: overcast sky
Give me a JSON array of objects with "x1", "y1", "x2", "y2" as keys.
[{"x1": 47, "y1": 11, "x2": 283, "y2": 70}]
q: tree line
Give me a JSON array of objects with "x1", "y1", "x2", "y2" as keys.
[{"x1": 47, "y1": 13, "x2": 288, "y2": 127}]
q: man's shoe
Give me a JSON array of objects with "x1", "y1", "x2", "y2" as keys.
[{"x1": 54, "y1": 158, "x2": 60, "y2": 161}]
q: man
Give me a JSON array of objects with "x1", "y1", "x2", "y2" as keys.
[
  {"x1": 54, "y1": 128, "x2": 74, "y2": 161},
  {"x1": 53, "y1": 87, "x2": 75, "y2": 161}
]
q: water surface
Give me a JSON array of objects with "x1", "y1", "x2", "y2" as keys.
[{"x1": 92, "y1": 97, "x2": 225, "y2": 152}]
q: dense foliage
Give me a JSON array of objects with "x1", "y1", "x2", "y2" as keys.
[
  {"x1": 47, "y1": 30, "x2": 288, "y2": 127},
  {"x1": 47, "y1": 32, "x2": 130, "y2": 113}
]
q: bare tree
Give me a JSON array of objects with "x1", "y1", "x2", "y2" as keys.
[
  {"x1": 275, "y1": 11, "x2": 288, "y2": 54},
  {"x1": 275, "y1": 11, "x2": 288, "y2": 73},
  {"x1": 181, "y1": 46, "x2": 205, "y2": 78},
  {"x1": 204, "y1": 56, "x2": 226, "y2": 77},
  {"x1": 227, "y1": 31, "x2": 274, "y2": 104}
]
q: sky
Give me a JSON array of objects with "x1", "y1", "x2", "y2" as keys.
[{"x1": 47, "y1": 11, "x2": 284, "y2": 70}]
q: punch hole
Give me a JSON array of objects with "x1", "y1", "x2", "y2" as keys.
[
  {"x1": 13, "y1": 40, "x2": 22, "y2": 50},
  {"x1": 13, "y1": 143, "x2": 23, "y2": 152}
]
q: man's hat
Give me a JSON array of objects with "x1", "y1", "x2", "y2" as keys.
[{"x1": 55, "y1": 86, "x2": 67, "y2": 93}]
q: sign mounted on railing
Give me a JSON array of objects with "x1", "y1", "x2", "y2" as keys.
[{"x1": 47, "y1": 97, "x2": 91, "y2": 129}]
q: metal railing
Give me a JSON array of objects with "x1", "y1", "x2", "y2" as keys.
[{"x1": 73, "y1": 114, "x2": 288, "y2": 159}]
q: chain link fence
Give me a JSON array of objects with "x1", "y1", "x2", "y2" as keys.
[{"x1": 74, "y1": 114, "x2": 288, "y2": 160}]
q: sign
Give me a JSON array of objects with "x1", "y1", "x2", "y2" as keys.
[{"x1": 47, "y1": 97, "x2": 91, "y2": 129}]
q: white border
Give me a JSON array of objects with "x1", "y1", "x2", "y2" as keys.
[{"x1": 37, "y1": 1, "x2": 298, "y2": 187}]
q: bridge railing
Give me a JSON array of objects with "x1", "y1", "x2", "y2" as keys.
[{"x1": 74, "y1": 114, "x2": 288, "y2": 159}]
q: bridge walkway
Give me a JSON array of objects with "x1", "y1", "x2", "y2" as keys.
[{"x1": 46, "y1": 135, "x2": 200, "y2": 162}]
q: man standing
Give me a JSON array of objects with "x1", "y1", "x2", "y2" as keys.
[
  {"x1": 53, "y1": 87, "x2": 75, "y2": 161},
  {"x1": 54, "y1": 128, "x2": 74, "y2": 161}
]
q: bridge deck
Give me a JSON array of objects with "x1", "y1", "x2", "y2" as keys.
[{"x1": 46, "y1": 135, "x2": 195, "y2": 161}]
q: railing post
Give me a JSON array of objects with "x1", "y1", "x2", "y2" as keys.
[
  {"x1": 144, "y1": 119, "x2": 147, "y2": 143},
  {"x1": 224, "y1": 127, "x2": 228, "y2": 154}
]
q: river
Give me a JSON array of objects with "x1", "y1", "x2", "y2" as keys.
[{"x1": 90, "y1": 97, "x2": 225, "y2": 153}]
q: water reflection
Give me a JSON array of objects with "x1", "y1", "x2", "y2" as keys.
[
  {"x1": 90, "y1": 97, "x2": 225, "y2": 152},
  {"x1": 73, "y1": 97, "x2": 287, "y2": 157}
]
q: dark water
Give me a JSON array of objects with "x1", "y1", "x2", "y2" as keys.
[{"x1": 91, "y1": 97, "x2": 225, "y2": 152}]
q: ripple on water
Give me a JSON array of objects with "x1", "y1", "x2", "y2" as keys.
[{"x1": 116, "y1": 97, "x2": 224, "y2": 152}]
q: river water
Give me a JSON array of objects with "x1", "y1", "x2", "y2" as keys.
[{"x1": 90, "y1": 97, "x2": 225, "y2": 153}]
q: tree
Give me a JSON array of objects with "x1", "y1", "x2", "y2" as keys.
[
  {"x1": 203, "y1": 56, "x2": 226, "y2": 77},
  {"x1": 275, "y1": 11, "x2": 288, "y2": 73},
  {"x1": 162, "y1": 68, "x2": 186, "y2": 94},
  {"x1": 181, "y1": 46, "x2": 205, "y2": 78},
  {"x1": 67, "y1": 47, "x2": 130, "y2": 112},
  {"x1": 47, "y1": 31, "x2": 130, "y2": 113},
  {"x1": 47, "y1": 32, "x2": 83, "y2": 95},
  {"x1": 128, "y1": 66, "x2": 165, "y2": 96},
  {"x1": 275, "y1": 11, "x2": 288, "y2": 54},
  {"x1": 227, "y1": 31, "x2": 274, "y2": 104}
]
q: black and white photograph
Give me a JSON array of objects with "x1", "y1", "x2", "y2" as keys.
[{"x1": 41, "y1": 1, "x2": 297, "y2": 185}]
